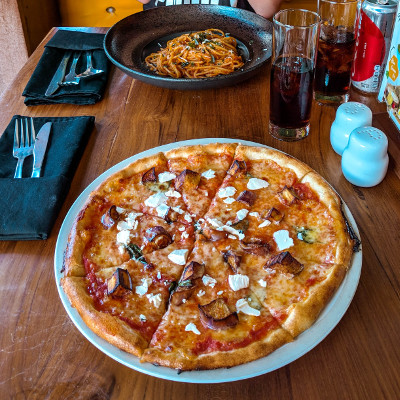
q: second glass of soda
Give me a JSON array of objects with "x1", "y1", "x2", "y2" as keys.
[{"x1": 314, "y1": 0, "x2": 359, "y2": 104}]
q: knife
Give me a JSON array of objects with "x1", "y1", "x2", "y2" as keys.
[
  {"x1": 45, "y1": 51, "x2": 72, "y2": 96},
  {"x1": 31, "y1": 122, "x2": 52, "y2": 178}
]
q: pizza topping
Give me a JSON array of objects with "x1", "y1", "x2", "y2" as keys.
[
  {"x1": 201, "y1": 169, "x2": 216, "y2": 179},
  {"x1": 199, "y1": 299, "x2": 239, "y2": 330},
  {"x1": 139, "y1": 314, "x2": 147, "y2": 322},
  {"x1": 265, "y1": 208, "x2": 284, "y2": 224},
  {"x1": 236, "y1": 298, "x2": 261, "y2": 316},
  {"x1": 247, "y1": 178, "x2": 269, "y2": 190},
  {"x1": 101, "y1": 205, "x2": 120, "y2": 228},
  {"x1": 185, "y1": 322, "x2": 201, "y2": 335},
  {"x1": 228, "y1": 274, "x2": 249, "y2": 291},
  {"x1": 231, "y1": 219, "x2": 249, "y2": 234},
  {"x1": 273, "y1": 230, "x2": 294, "y2": 251},
  {"x1": 142, "y1": 167, "x2": 157, "y2": 183},
  {"x1": 107, "y1": 268, "x2": 133, "y2": 296},
  {"x1": 144, "y1": 226, "x2": 173, "y2": 250},
  {"x1": 223, "y1": 197, "x2": 236, "y2": 204},
  {"x1": 258, "y1": 279, "x2": 267, "y2": 287},
  {"x1": 197, "y1": 289, "x2": 206, "y2": 297},
  {"x1": 135, "y1": 277, "x2": 153, "y2": 296},
  {"x1": 170, "y1": 285, "x2": 194, "y2": 306},
  {"x1": 155, "y1": 204, "x2": 170, "y2": 219},
  {"x1": 165, "y1": 188, "x2": 181, "y2": 198},
  {"x1": 144, "y1": 192, "x2": 168, "y2": 208},
  {"x1": 240, "y1": 240, "x2": 270, "y2": 256},
  {"x1": 228, "y1": 159, "x2": 247, "y2": 176},
  {"x1": 158, "y1": 172, "x2": 176, "y2": 183},
  {"x1": 217, "y1": 186, "x2": 237, "y2": 198},
  {"x1": 184, "y1": 214, "x2": 193, "y2": 223},
  {"x1": 202, "y1": 274, "x2": 217, "y2": 288},
  {"x1": 264, "y1": 252, "x2": 304, "y2": 277},
  {"x1": 175, "y1": 169, "x2": 201, "y2": 191},
  {"x1": 237, "y1": 190, "x2": 256, "y2": 206},
  {"x1": 236, "y1": 209, "x2": 249, "y2": 221},
  {"x1": 181, "y1": 261, "x2": 205, "y2": 282},
  {"x1": 116, "y1": 229, "x2": 131, "y2": 245},
  {"x1": 146, "y1": 293, "x2": 163, "y2": 307},
  {"x1": 222, "y1": 225, "x2": 246, "y2": 240},
  {"x1": 296, "y1": 227, "x2": 317, "y2": 244},
  {"x1": 125, "y1": 243, "x2": 147, "y2": 264},
  {"x1": 258, "y1": 220, "x2": 271, "y2": 228},
  {"x1": 168, "y1": 249, "x2": 189, "y2": 265},
  {"x1": 278, "y1": 186, "x2": 299, "y2": 206},
  {"x1": 222, "y1": 250, "x2": 241, "y2": 273}
]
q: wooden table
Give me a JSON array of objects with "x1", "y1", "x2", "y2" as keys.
[{"x1": 1, "y1": 27, "x2": 399, "y2": 399}]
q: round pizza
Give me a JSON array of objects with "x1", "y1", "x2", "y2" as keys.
[{"x1": 61, "y1": 143, "x2": 356, "y2": 370}]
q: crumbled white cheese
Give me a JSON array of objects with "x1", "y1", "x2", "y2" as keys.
[
  {"x1": 178, "y1": 226, "x2": 185, "y2": 231},
  {"x1": 184, "y1": 214, "x2": 192, "y2": 223},
  {"x1": 207, "y1": 218, "x2": 223, "y2": 228},
  {"x1": 202, "y1": 275, "x2": 217, "y2": 288},
  {"x1": 249, "y1": 212, "x2": 260, "y2": 218},
  {"x1": 116, "y1": 229, "x2": 131, "y2": 245},
  {"x1": 185, "y1": 322, "x2": 201, "y2": 335},
  {"x1": 135, "y1": 278, "x2": 152, "y2": 296},
  {"x1": 236, "y1": 298, "x2": 261, "y2": 316},
  {"x1": 273, "y1": 230, "x2": 294, "y2": 251},
  {"x1": 258, "y1": 279, "x2": 267, "y2": 287},
  {"x1": 146, "y1": 293, "x2": 162, "y2": 308},
  {"x1": 247, "y1": 178, "x2": 269, "y2": 190},
  {"x1": 182, "y1": 299, "x2": 186, "y2": 303},
  {"x1": 172, "y1": 206, "x2": 184, "y2": 214},
  {"x1": 228, "y1": 234, "x2": 237, "y2": 239},
  {"x1": 217, "y1": 290, "x2": 224, "y2": 295},
  {"x1": 236, "y1": 209, "x2": 249, "y2": 221},
  {"x1": 181, "y1": 232, "x2": 189, "y2": 240},
  {"x1": 168, "y1": 249, "x2": 189, "y2": 265},
  {"x1": 222, "y1": 225, "x2": 245, "y2": 240},
  {"x1": 144, "y1": 192, "x2": 168, "y2": 208},
  {"x1": 223, "y1": 197, "x2": 236, "y2": 204},
  {"x1": 139, "y1": 314, "x2": 147, "y2": 322},
  {"x1": 116, "y1": 206, "x2": 125, "y2": 214},
  {"x1": 158, "y1": 171, "x2": 176, "y2": 183},
  {"x1": 259, "y1": 220, "x2": 271, "y2": 228},
  {"x1": 118, "y1": 245, "x2": 125, "y2": 254},
  {"x1": 218, "y1": 186, "x2": 237, "y2": 198},
  {"x1": 155, "y1": 203, "x2": 170, "y2": 218},
  {"x1": 197, "y1": 290, "x2": 206, "y2": 297},
  {"x1": 165, "y1": 188, "x2": 181, "y2": 198},
  {"x1": 157, "y1": 271, "x2": 162, "y2": 279},
  {"x1": 201, "y1": 169, "x2": 216, "y2": 179},
  {"x1": 228, "y1": 274, "x2": 249, "y2": 291}
]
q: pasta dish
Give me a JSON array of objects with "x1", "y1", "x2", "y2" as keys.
[{"x1": 145, "y1": 29, "x2": 244, "y2": 79}]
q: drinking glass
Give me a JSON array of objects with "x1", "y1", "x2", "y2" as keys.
[
  {"x1": 313, "y1": 0, "x2": 359, "y2": 104},
  {"x1": 269, "y1": 9, "x2": 320, "y2": 141}
]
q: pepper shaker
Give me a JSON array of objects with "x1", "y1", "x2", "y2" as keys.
[
  {"x1": 330, "y1": 102, "x2": 373, "y2": 155},
  {"x1": 341, "y1": 126, "x2": 389, "y2": 187}
]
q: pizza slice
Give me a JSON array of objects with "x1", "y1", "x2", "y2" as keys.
[
  {"x1": 141, "y1": 237, "x2": 293, "y2": 370},
  {"x1": 164, "y1": 143, "x2": 237, "y2": 219}
]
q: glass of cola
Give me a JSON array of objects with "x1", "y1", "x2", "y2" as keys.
[
  {"x1": 314, "y1": 0, "x2": 359, "y2": 104},
  {"x1": 269, "y1": 9, "x2": 320, "y2": 141}
]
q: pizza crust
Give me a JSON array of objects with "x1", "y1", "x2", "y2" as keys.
[
  {"x1": 61, "y1": 277, "x2": 148, "y2": 356},
  {"x1": 164, "y1": 142, "x2": 237, "y2": 160}
]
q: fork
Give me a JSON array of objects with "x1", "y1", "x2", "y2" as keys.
[
  {"x1": 75, "y1": 51, "x2": 104, "y2": 79},
  {"x1": 13, "y1": 118, "x2": 36, "y2": 179},
  {"x1": 61, "y1": 52, "x2": 81, "y2": 86}
]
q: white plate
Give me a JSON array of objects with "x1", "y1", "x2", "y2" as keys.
[{"x1": 55, "y1": 138, "x2": 362, "y2": 383}]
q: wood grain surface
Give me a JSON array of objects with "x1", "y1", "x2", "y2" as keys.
[{"x1": 0, "y1": 27, "x2": 399, "y2": 400}]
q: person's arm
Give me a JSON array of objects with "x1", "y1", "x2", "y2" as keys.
[{"x1": 247, "y1": 0, "x2": 282, "y2": 18}]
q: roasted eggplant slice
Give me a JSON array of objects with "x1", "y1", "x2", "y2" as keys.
[
  {"x1": 278, "y1": 186, "x2": 299, "y2": 206},
  {"x1": 222, "y1": 250, "x2": 242, "y2": 273},
  {"x1": 264, "y1": 251, "x2": 304, "y2": 277},
  {"x1": 199, "y1": 298, "x2": 239, "y2": 330},
  {"x1": 265, "y1": 207, "x2": 284, "y2": 224},
  {"x1": 170, "y1": 286, "x2": 194, "y2": 306},
  {"x1": 181, "y1": 261, "x2": 205, "y2": 282},
  {"x1": 142, "y1": 167, "x2": 170, "y2": 192},
  {"x1": 208, "y1": 229, "x2": 228, "y2": 241},
  {"x1": 101, "y1": 205, "x2": 120, "y2": 228},
  {"x1": 174, "y1": 169, "x2": 201, "y2": 191},
  {"x1": 142, "y1": 167, "x2": 157, "y2": 183},
  {"x1": 240, "y1": 240, "x2": 270, "y2": 256},
  {"x1": 107, "y1": 268, "x2": 133, "y2": 296},
  {"x1": 227, "y1": 160, "x2": 247, "y2": 176},
  {"x1": 237, "y1": 190, "x2": 256, "y2": 206},
  {"x1": 144, "y1": 226, "x2": 173, "y2": 250},
  {"x1": 231, "y1": 219, "x2": 249, "y2": 233}
]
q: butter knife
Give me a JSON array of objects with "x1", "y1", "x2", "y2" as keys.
[
  {"x1": 31, "y1": 122, "x2": 52, "y2": 178},
  {"x1": 45, "y1": 51, "x2": 72, "y2": 96}
]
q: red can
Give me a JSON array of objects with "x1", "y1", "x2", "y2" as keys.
[{"x1": 351, "y1": 0, "x2": 397, "y2": 93}]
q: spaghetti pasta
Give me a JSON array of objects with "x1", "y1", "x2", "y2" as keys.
[{"x1": 145, "y1": 29, "x2": 244, "y2": 79}]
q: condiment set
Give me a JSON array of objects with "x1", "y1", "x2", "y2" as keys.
[{"x1": 330, "y1": 102, "x2": 389, "y2": 187}]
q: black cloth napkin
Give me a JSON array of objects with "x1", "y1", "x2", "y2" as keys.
[
  {"x1": 0, "y1": 115, "x2": 95, "y2": 240},
  {"x1": 23, "y1": 30, "x2": 110, "y2": 106}
]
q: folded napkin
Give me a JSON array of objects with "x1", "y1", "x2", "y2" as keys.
[
  {"x1": 0, "y1": 115, "x2": 95, "y2": 240},
  {"x1": 23, "y1": 30, "x2": 110, "y2": 106}
]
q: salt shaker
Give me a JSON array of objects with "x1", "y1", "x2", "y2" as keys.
[
  {"x1": 330, "y1": 102, "x2": 373, "y2": 155},
  {"x1": 341, "y1": 126, "x2": 389, "y2": 187}
]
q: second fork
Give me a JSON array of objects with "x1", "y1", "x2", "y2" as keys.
[
  {"x1": 13, "y1": 118, "x2": 36, "y2": 179},
  {"x1": 61, "y1": 52, "x2": 81, "y2": 86}
]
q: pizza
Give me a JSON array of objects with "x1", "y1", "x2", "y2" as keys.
[{"x1": 61, "y1": 143, "x2": 356, "y2": 370}]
